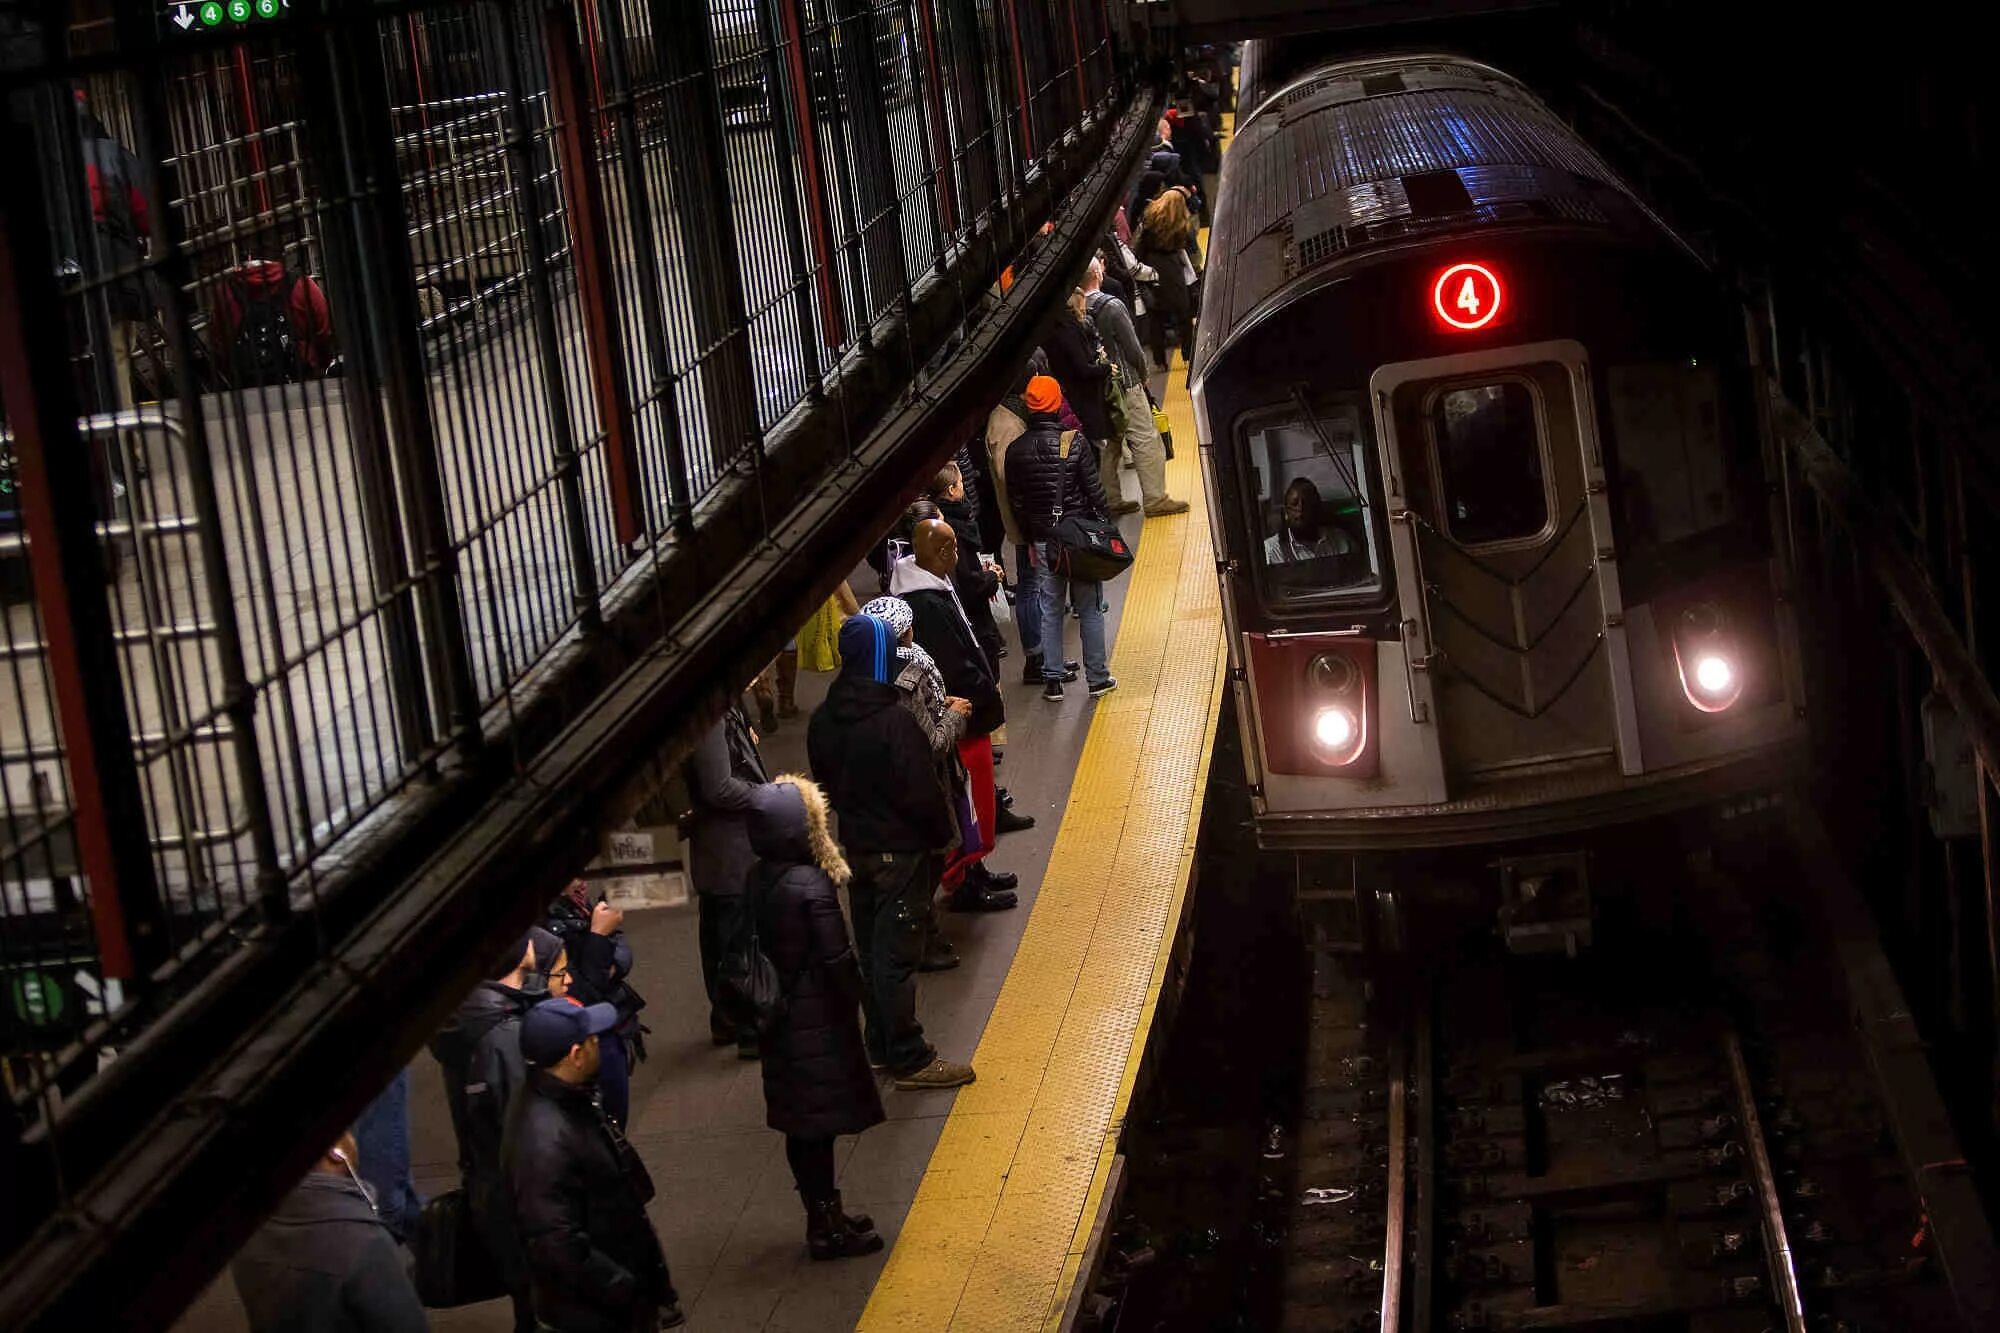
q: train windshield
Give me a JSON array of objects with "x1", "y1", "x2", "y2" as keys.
[{"x1": 1243, "y1": 401, "x2": 1386, "y2": 606}]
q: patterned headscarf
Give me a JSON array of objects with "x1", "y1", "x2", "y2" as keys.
[{"x1": 860, "y1": 595, "x2": 912, "y2": 640}]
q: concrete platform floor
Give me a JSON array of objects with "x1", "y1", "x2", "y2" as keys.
[{"x1": 174, "y1": 462, "x2": 1165, "y2": 1330}]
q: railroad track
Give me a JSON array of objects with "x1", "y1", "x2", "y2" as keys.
[{"x1": 1256, "y1": 863, "x2": 1970, "y2": 1333}]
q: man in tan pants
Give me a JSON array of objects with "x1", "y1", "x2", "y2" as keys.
[{"x1": 1082, "y1": 258, "x2": 1188, "y2": 517}]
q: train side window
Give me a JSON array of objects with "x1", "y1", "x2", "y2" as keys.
[
  {"x1": 1426, "y1": 380, "x2": 1550, "y2": 547},
  {"x1": 1606, "y1": 363, "x2": 1735, "y2": 547},
  {"x1": 1242, "y1": 402, "x2": 1386, "y2": 606}
]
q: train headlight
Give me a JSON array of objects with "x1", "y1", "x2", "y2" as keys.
[
  {"x1": 1313, "y1": 706, "x2": 1357, "y2": 752},
  {"x1": 1692, "y1": 654, "x2": 1734, "y2": 696},
  {"x1": 1674, "y1": 603, "x2": 1745, "y2": 713}
]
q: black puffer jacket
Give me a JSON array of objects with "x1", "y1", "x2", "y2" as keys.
[
  {"x1": 1005, "y1": 414, "x2": 1113, "y2": 547},
  {"x1": 1041, "y1": 311, "x2": 1112, "y2": 441},
  {"x1": 230, "y1": 1173, "x2": 427, "y2": 1333},
  {"x1": 807, "y1": 615, "x2": 955, "y2": 852},
  {"x1": 503, "y1": 1070, "x2": 672, "y2": 1332},
  {"x1": 749, "y1": 779, "x2": 885, "y2": 1139},
  {"x1": 429, "y1": 980, "x2": 534, "y2": 1175}
]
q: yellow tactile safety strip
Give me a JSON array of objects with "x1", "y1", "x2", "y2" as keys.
[{"x1": 858, "y1": 161, "x2": 1234, "y2": 1329}]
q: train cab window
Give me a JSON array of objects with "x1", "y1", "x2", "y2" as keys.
[
  {"x1": 1428, "y1": 380, "x2": 1550, "y2": 547},
  {"x1": 1243, "y1": 403, "x2": 1386, "y2": 606},
  {"x1": 1606, "y1": 363, "x2": 1736, "y2": 548}
]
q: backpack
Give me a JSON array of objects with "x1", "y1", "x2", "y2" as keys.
[
  {"x1": 228, "y1": 266, "x2": 300, "y2": 387},
  {"x1": 713, "y1": 872, "x2": 796, "y2": 1038}
]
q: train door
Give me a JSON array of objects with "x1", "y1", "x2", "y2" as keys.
[{"x1": 1371, "y1": 340, "x2": 1638, "y2": 790}]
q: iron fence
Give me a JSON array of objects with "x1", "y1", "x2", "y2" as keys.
[{"x1": 0, "y1": 0, "x2": 1121, "y2": 1080}]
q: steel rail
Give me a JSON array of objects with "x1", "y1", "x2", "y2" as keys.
[
  {"x1": 1382, "y1": 1036, "x2": 1408, "y2": 1333},
  {"x1": 1722, "y1": 1029, "x2": 1809, "y2": 1333}
]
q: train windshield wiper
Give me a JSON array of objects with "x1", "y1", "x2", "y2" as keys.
[{"x1": 1290, "y1": 383, "x2": 1368, "y2": 515}]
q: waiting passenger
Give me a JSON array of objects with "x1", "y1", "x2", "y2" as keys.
[
  {"x1": 856, "y1": 592, "x2": 969, "y2": 972},
  {"x1": 925, "y1": 461, "x2": 1007, "y2": 672},
  {"x1": 1136, "y1": 190, "x2": 1201, "y2": 370},
  {"x1": 461, "y1": 928, "x2": 565, "y2": 1333},
  {"x1": 807, "y1": 614, "x2": 976, "y2": 1090},
  {"x1": 743, "y1": 776, "x2": 887, "y2": 1260},
  {"x1": 1007, "y1": 376, "x2": 1118, "y2": 701},
  {"x1": 982, "y1": 351, "x2": 1080, "y2": 684},
  {"x1": 1084, "y1": 256, "x2": 1187, "y2": 517},
  {"x1": 1264, "y1": 477, "x2": 1357, "y2": 566},
  {"x1": 429, "y1": 931, "x2": 550, "y2": 1200},
  {"x1": 230, "y1": 1128, "x2": 428, "y2": 1333},
  {"x1": 684, "y1": 692, "x2": 769, "y2": 1059},
  {"x1": 505, "y1": 999, "x2": 684, "y2": 1331},
  {"x1": 543, "y1": 881, "x2": 646, "y2": 1131},
  {"x1": 893, "y1": 519, "x2": 1023, "y2": 912}
]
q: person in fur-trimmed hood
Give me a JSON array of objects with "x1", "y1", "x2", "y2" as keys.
[{"x1": 747, "y1": 775, "x2": 887, "y2": 1260}]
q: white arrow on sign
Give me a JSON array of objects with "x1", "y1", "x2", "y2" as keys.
[{"x1": 172, "y1": 3, "x2": 194, "y2": 27}]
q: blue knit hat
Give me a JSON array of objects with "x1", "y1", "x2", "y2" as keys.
[{"x1": 836, "y1": 614, "x2": 896, "y2": 684}]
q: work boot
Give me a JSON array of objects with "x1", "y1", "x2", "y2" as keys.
[
  {"x1": 1109, "y1": 499, "x2": 1141, "y2": 516},
  {"x1": 1143, "y1": 498, "x2": 1191, "y2": 517},
  {"x1": 970, "y1": 865, "x2": 1020, "y2": 891},
  {"x1": 894, "y1": 1057, "x2": 977, "y2": 1090},
  {"x1": 997, "y1": 786, "x2": 1014, "y2": 808},
  {"x1": 806, "y1": 1194, "x2": 885, "y2": 1261},
  {"x1": 919, "y1": 936, "x2": 961, "y2": 971},
  {"x1": 995, "y1": 804, "x2": 1036, "y2": 834},
  {"x1": 776, "y1": 648, "x2": 800, "y2": 719}
]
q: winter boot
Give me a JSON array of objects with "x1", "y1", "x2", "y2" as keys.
[
  {"x1": 776, "y1": 648, "x2": 800, "y2": 719},
  {"x1": 807, "y1": 1194, "x2": 884, "y2": 1260}
]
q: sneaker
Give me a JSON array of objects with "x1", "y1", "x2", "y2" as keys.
[
  {"x1": 1088, "y1": 677, "x2": 1119, "y2": 698},
  {"x1": 1042, "y1": 680, "x2": 1065, "y2": 702},
  {"x1": 1143, "y1": 498, "x2": 1191, "y2": 517},
  {"x1": 894, "y1": 1058, "x2": 977, "y2": 1090}
]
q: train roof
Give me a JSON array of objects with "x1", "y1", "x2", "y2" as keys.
[{"x1": 1199, "y1": 53, "x2": 1667, "y2": 369}]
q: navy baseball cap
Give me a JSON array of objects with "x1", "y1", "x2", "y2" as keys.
[{"x1": 520, "y1": 998, "x2": 619, "y2": 1065}]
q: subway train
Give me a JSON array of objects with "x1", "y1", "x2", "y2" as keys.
[{"x1": 1191, "y1": 51, "x2": 1807, "y2": 943}]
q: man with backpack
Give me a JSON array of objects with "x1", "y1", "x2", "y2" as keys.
[
  {"x1": 209, "y1": 258, "x2": 335, "y2": 388},
  {"x1": 1083, "y1": 257, "x2": 1187, "y2": 519}
]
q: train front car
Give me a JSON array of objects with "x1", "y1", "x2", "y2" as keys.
[{"x1": 1193, "y1": 54, "x2": 1806, "y2": 940}]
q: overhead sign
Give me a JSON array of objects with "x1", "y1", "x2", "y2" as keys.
[
  {"x1": 167, "y1": 0, "x2": 286, "y2": 32},
  {"x1": 1432, "y1": 261, "x2": 1502, "y2": 331}
]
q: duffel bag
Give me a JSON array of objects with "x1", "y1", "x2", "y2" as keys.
[{"x1": 1048, "y1": 511, "x2": 1134, "y2": 583}]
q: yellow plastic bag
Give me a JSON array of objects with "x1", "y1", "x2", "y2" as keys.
[{"x1": 797, "y1": 595, "x2": 844, "y2": 673}]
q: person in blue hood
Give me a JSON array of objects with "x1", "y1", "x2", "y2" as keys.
[{"x1": 806, "y1": 615, "x2": 975, "y2": 1091}]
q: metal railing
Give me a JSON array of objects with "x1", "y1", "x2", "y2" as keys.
[{"x1": 1, "y1": 0, "x2": 1123, "y2": 1089}]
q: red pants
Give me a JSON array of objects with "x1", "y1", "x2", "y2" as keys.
[{"x1": 941, "y1": 733, "x2": 996, "y2": 890}]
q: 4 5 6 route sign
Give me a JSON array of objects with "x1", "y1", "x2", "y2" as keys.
[{"x1": 168, "y1": 0, "x2": 286, "y2": 33}]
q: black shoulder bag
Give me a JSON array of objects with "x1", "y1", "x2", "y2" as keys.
[{"x1": 1046, "y1": 432, "x2": 1135, "y2": 582}]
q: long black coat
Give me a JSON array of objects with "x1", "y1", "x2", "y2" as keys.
[
  {"x1": 1041, "y1": 312, "x2": 1112, "y2": 442},
  {"x1": 936, "y1": 495, "x2": 1004, "y2": 667},
  {"x1": 503, "y1": 1070, "x2": 673, "y2": 1332},
  {"x1": 748, "y1": 780, "x2": 885, "y2": 1139}
]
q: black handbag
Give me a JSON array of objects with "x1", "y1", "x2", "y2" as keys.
[
  {"x1": 412, "y1": 1188, "x2": 505, "y2": 1308},
  {"x1": 713, "y1": 877, "x2": 799, "y2": 1039},
  {"x1": 1046, "y1": 432, "x2": 1135, "y2": 583}
]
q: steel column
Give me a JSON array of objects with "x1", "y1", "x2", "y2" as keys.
[
  {"x1": 657, "y1": 0, "x2": 765, "y2": 456},
  {"x1": 543, "y1": 0, "x2": 645, "y2": 549},
  {"x1": 291, "y1": 35, "x2": 436, "y2": 773},
  {"x1": 0, "y1": 135, "x2": 165, "y2": 980},
  {"x1": 594, "y1": 0, "x2": 696, "y2": 537},
  {"x1": 108, "y1": 0, "x2": 288, "y2": 925},
  {"x1": 493, "y1": 2, "x2": 605, "y2": 630},
  {"x1": 329, "y1": 6, "x2": 490, "y2": 743},
  {"x1": 776, "y1": 0, "x2": 848, "y2": 348}
]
